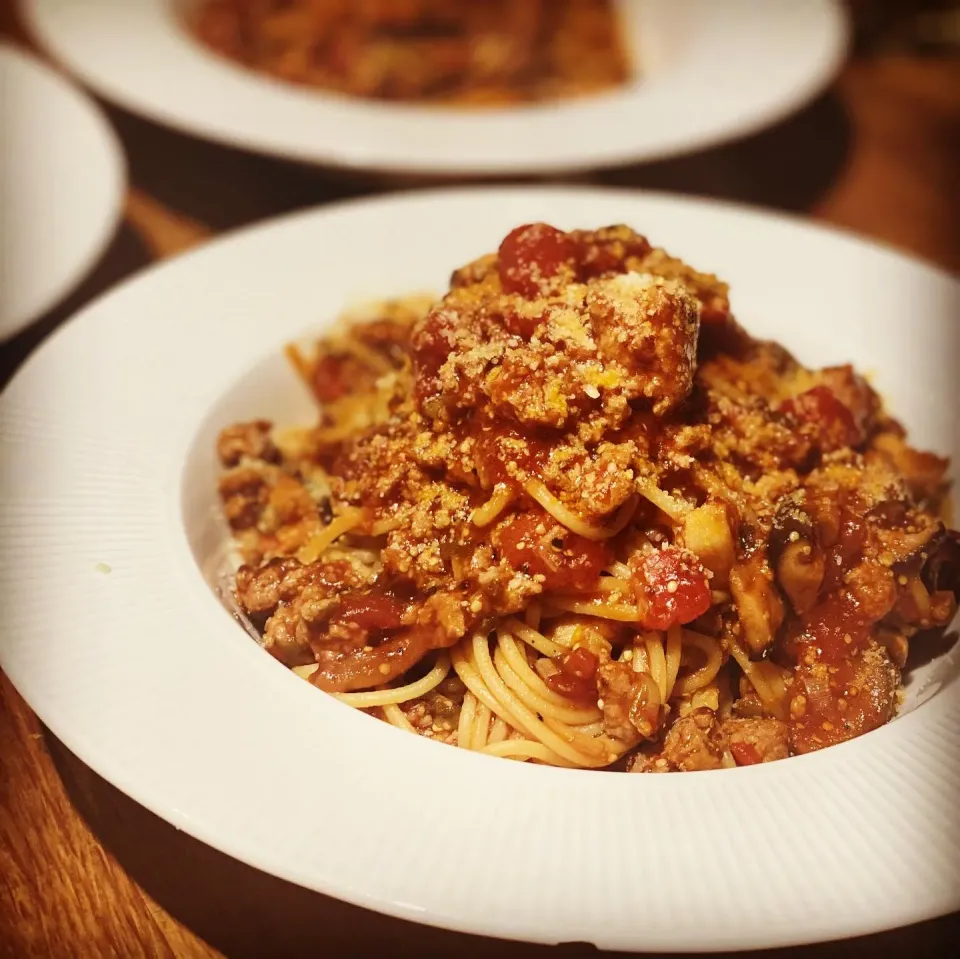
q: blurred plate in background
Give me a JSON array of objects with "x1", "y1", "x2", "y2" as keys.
[
  {"x1": 0, "y1": 42, "x2": 124, "y2": 342},
  {"x1": 23, "y1": 0, "x2": 847, "y2": 176}
]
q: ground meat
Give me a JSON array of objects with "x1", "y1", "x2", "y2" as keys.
[
  {"x1": 245, "y1": 560, "x2": 372, "y2": 666},
  {"x1": 571, "y1": 224, "x2": 653, "y2": 279},
  {"x1": 416, "y1": 225, "x2": 703, "y2": 437},
  {"x1": 625, "y1": 749, "x2": 672, "y2": 774},
  {"x1": 661, "y1": 709, "x2": 724, "y2": 771},
  {"x1": 352, "y1": 313, "x2": 420, "y2": 356},
  {"x1": 219, "y1": 466, "x2": 271, "y2": 530},
  {"x1": 236, "y1": 557, "x2": 305, "y2": 616},
  {"x1": 217, "y1": 459, "x2": 325, "y2": 565},
  {"x1": 696, "y1": 339, "x2": 800, "y2": 405},
  {"x1": 217, "y1": 222, "x2": 957, "y2": 767},
  {"x1": 538, "y1": 441, "x2": 638, "y2": 522},
  {"x1": 634, "y1": 246, "x2": 730, "y2": 325},
  {"x1": 262, "y1": 596, "x2": 331, "y2": 667},
  {"x1": 333, "y1": 419, "x2": 427, "y2": 506},
  {"x1": 309, "y1": 590, "x2": 479, "y2": 692},
  {"x1": 236, "y1": 558, "x2": 367, "y2": 618},
  {"x1": 585, "y1": 273, "x2": 700, "y2": 415},
  {"x1": 869, "y1": 428, "x2": 950, "y2": 509},
  {"x1": 217, "y1": 419, "x2": 279, "y2": 467},
  {"x1": 816, "y1": 365, "x2": 881, "y2": 439},
  {"x1": 703, "y1": 390, "x2": 815, "y2": 476},
  {"x1": 719, "y1": 717, "x2": 789, "y2": 765},
  {"x1": 596, "y1": 659, "x2": 661, "y2": 746},
  {"x1": 629, "y1": 715, "x2": 789, "y2": 771}
]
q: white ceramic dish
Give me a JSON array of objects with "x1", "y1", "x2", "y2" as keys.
[
  {"x1": 1, "y1": 188, "x2": 958, "y2": 953},
  {"x1": 22, "y1": 0, "x2": 847, "y2": 176},
  {"x1": 0, "y1": 42, "x2": 125, "y2": 342}
]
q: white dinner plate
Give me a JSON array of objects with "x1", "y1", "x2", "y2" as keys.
[
  {"x1": 0, "y1": 42, "x2": 125, "y2": 342},
  {"x1": 1, "y1": 188, "x2": 958, "y2": 952},
  {"x1": 22, "y1": 0, "x2": 847, "y2": 176}
]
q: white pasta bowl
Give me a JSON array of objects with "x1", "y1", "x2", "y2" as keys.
[
  {"x1": 0, "y1": 42, "x2": 124, "y2": 341},
  {"x1": 23, "y1": 0, "x2": 847, "y2": 175},
  {"x1": 1, "y1": 187, "x2": 957, "y2": 952}
]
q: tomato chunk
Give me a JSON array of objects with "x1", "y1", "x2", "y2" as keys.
[
  {"x1": 311, "y1": 354, "x2": 354, "y2": 404},
  {"x1": 471, "y1": 425, "x2": 554, "y2": 487},
  {"x1": 633, "y1": 546, "x2": 711, "y2": 630},
  {"x1": 781, "y1": 591, "x2": 873, "y2": 666},
  {"x1": 497, "y1": 512, "x2": 610, "y2": 592},
  {"x1": 729, "y1": 742, "x2": 762, "y2": 766},
  {"x1": 501, "y1": 302, "x2": 547, "y2": 339},
  {"x1": 779, "y1": 386, "x2": 863, "y2": 452},
  {"x1": 333, "y1": 591, "x2": 406, "y2": 631},
  {"x1": 545, "y1": 647, "x2": 599, "y2": 704},
  {"x1": 410, "y1": 308, "x2": 458, "y2": 399},
  {"x1": 498, "y1": 223, "x2": 578, "y2": 298},
  {"x1": 573, "y1": 226, "x2": 652, "y2": 279}
]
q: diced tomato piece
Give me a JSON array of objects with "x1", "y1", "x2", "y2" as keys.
[
  {"x1": 501, "y1": 302, "x2": 546, "y2": 339},
  {"x1": 729, "y1": 742, "x2": 762, "y2": 766},
  {"x1": 545, "y1": 647, "x2": 599, "y2": 704},
  {"x1": 574, "y1": 228, "x2": 652, "y2": 278},
  {"x1": 780, "y1": 591, "x2": 873, "y2": 666},
  {"x1": 312, "y1": 354, "x2": 353, "y2": 403},
  {"x1": 471, "y1": 426, "x2": 554, "y2": 487},
  {"x1": 497, "y1": 512, "x2": 611, "y2": 592},
  {"x1": 779, "y1": 385, "x2": 863, "y2": 452},
  {"x1": 633, "y1": 546, "x2": 711, "y2": 630},
  {"x1": 333, "y1": 591, "x2": 406, "y2": 631},
  {"x1": 563, "y1": 646, "x2": 599, "y2": 679},
  {"x1": 410, "y1": 308, "x2": 459, "y2": 400},
  {"x1": 498, "y1": 223, "x2": 578, "y2": 298}
]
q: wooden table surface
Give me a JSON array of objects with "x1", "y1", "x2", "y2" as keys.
[{"x1": 1, "y1": 2, "x2": 958, "y2": 956}]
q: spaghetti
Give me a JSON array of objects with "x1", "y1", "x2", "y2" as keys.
[
  {"x1": 218, "y1": 222, "x2": 959, "y2": 772},
  {"x1": 188, "y1": 0, "x2": 632, "y2": 106}
]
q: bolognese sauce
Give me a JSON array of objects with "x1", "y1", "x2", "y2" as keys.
[
  {"x1": 218, "y1": 222, "x2": 959, "y2": 771},
  {"x1": 189, "y1": 0, "x2": 632, "y2": 106}
]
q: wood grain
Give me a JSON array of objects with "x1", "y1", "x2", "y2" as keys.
[
  {"x1": 814, "y1": 56, "x2": 960, "y2": 269},
  {"x1": 1, "y1": 0, "x2": 958, "y2": 954},
  {"x1": 124, "y1": 188, "x2": 213, "y2": 260},
  {"x1": 0, "y1": 674, "x2": 216, "y2": 959}
]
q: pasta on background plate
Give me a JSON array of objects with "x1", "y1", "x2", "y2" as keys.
[
  {"x1": 189, "y1": 0, "x2": 632, "y2": 106},
  {"x1": 217, "y1": 221, "x2": 960, "y2": 772}
]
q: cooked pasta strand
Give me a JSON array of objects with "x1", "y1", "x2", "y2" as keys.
[
  {"x1": 673, "y1": 630, "x2": 723, "y2": 696},
  {"x1": 471, "y1": 484, "x2": 515, "y2": 527},
  {"x1": 548, "y1": 597, "x2": 640, "y2": 622},
  {"x1": 470, "y1": 633, "x2": 610, "y2": 766},
  {"x1": 296, "y1": 508, "x2": 364, "y2": 564},
  {"x1": 636, "y1": 480, "x2": 688, "y2": 520},
  {"x1": 525, "y1": 480, "x2": 637, "y2": 540},
  {"x1": 645, "y1": 634, "x2": 668, "y2": 703},
  {"x1": 499, "y1": 633, "x2": 600, "y2": 714},
  {"x1": 472, "y1": 701, "x2": 493, "y2": 750},
  {"x1": 458, "y1": 690, "x2": 478, "y2": 750},
  {"x1": 503, "y1": 618, "x2": 568, "y2": 658},
  {"x1": 381, "y1": 703, "x2": 417, "y2": 733},
  {"x1": 335, "y1": 655, "x2": 450, "y2": 708},
  {"x1": 480, "y1": 739, "x2": 575, "y2": 765},
  {"x1": 494, "y1": 644, "x2": 601, "y2": 725},
  {"x1": 487, "y1": 716, "x2": 511, "y2": 745},
  {"x1": 451, "y1": 644, "x2": 525, "y2": 732}
]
